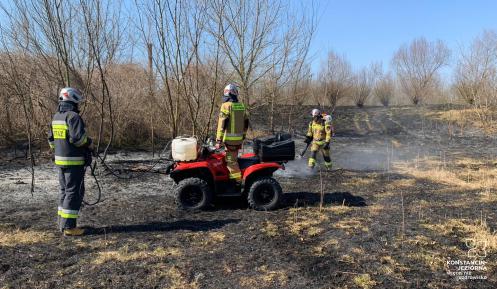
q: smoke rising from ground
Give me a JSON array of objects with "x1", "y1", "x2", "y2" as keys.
[
  {"x1": 275, "y1": 137, "x2": 453, "y2": 179},
  {"x1": 274, "y1": 158, "x2": 316, "y2": 178}
]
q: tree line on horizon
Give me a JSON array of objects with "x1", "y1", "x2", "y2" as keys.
[{"x1": 0, "y1": 0, "x2": 496, "y2": 153}]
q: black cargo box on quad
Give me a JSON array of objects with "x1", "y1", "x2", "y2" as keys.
[
  {"x1": 253, "y1": 133, "x2": 295, "y2": 162},
  {"x1": 252, "y1": 133, "x2": 291, "y2": 154}
]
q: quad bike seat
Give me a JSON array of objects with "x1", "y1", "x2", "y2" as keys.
[{"x1": 238, "y1": 156, "x2": 260, "y2": 170}]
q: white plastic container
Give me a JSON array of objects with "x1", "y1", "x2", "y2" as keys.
[{"x1": 172, "y1": 137, "x2": 198, "y2": 161}]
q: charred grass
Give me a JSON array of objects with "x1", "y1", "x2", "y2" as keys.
[{"x1": 1, "y1": 105, "x2": 497, "y2": 288}]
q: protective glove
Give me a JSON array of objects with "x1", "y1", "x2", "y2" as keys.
[
  {"x1": 304, "y1": 136, "x2": 312, "y2": 145},
  {"x1": 324, "y1": 142, "x2": 330, "y2": 150}
]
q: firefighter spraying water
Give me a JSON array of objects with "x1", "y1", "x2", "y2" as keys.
[{"x1": 305, "y1": 109, "x2": 334, "y2": 170}]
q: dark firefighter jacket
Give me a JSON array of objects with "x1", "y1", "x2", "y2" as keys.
[{"x1": 48, "y1": 101, "x2": 91, "y2": 167}]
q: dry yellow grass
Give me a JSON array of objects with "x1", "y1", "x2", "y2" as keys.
[
  {"x1": 239, "y1": 265, "x2": 288, "y2": 288},
  {"x1": 0, "y1": 228, "x2": 54, "y2": 246},
  {"x1": 286, "y1": 208, "x2": 329, "y2": 237},
  {"x1": 422, "y1": 218, "x2": 497, "y2": 254},
  {"x1": 353, "y1": 273, "x2": 377, "y2": 289},
  {"x1": 405, "y1": 235, "x2": 437, "y2": 247},
  {"x1": 306, "y1": 226, "x2": 324, "y2": 237},
  {"x1": 333, "y1": 218, "x2": 369, "y2": 233},
  {"x1": 150, "y1": 264, "x2": 199, "y2": 289},
  {"x1": 427, "y1": 108, "x2": 497, "y2": 133},
  {"x1": 395, "y1": 157, "x2": 497, "y2": 200},
  {"x1": 350, "y1": 247, "x2": 365, "y2": 255},
  {"x1": 261, "y1": 221, "x2": 279, "y2": 237},
  {"x1": 342, "y1": 177, "x2": 376, "y2": 187},
  {"x1": 367, "y1": 203, "x2": 385, "y2": 217},
  {"x1": 379, "y1": 255, "x2": 410, "y2": 275},
  {"x1": 427, "y1": 109, "x2": 473, "y2": 126},
  {"x1": 407, "y1": 250, "x2": 445, "y2": 271},
  {"x1": 184, "y1": 231, "x2": 226, "y2": 246},
  {"x1": 93, "y1": 246, "x2": 181, "y2": 265},
  {"x1": 166, "y1": 266, "x2": 199, "y2": 289},
  {"x1": 340, "y1": 254, "x2": 355, "y2": 263},
  {"x1": 312, "y1": 238, "x2": 339, "y2": 256},
  {"x1": 327, "y1": 205, "x2": 353, "y2": 215}
]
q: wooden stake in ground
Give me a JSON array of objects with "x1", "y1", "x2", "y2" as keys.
[{"x1": 319, "y1": 165, "x2": 324, "y2": 211}]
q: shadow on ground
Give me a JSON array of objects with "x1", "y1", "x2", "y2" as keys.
[
  {"x1": 282, "y1": 191, "x2": 367, "y2": 207},
  {"x1": 209, "y1": 191, "x2": 367, "y2": 211}
]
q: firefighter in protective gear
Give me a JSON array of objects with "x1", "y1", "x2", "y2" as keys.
[
  {"x1": 323, "y1": 113, "x2": 336, "y2": 137},
  {"x1": 48, "y1": 87, "x2": 92, "y2": 236},
  {"x1": 305, "y1": 108, "x2": 333, "y2": 169},
  {"x1": 216, "y1": 83, "x2": 249, "y2": 183}
]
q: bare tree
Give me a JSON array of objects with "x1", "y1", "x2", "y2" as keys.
[
  {"x1": 136, "y1": 0, "x2": 216, "y2": 138},
  {"x1": 319, "y1": 50, "x2": 354, "y2": 110},
  {"x1": 0, "y1": 0, "x2": 316, "y2": 151},
  {"x1": 392, "y1": 37, "x2": 450, "y2": 105},
  {"x1": 211, "y1": 0, "x2": 300, "y2": 107},
  {"x1": 373, "y1": 72, "x2": 396, "y2": 107},
  {"x1": 263, "y1": 3, "x2": 317, "y2": 132},
  {"x1": 79, "y1": 0, "x2": 125, "y2": 159},
  {"x1": 453, "y1": 30, "x2": 497, "y2": 106},
  {"x1": 352, "y1": 62, "x2": 381, "y2": 108},
  {"x1": 0, "y1": 52, "x2": 37, "y2": 193}
]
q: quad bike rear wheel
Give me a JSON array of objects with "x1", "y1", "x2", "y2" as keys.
[
  {"x1": 247, "y1": 176, "x2": 282, "y2": 211},
  {"x1": 175, "y1": 178, "x2": 212, "y2": 210}
]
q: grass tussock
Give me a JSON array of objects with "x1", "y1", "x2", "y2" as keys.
[
  {"x1": 407, "y1": 250, "x2": 445, "y2": 271},
  {"x1": 426, "y1": 108, "x2": 497, "y2": 133},
  {"x1": 312, "y1": 238, "x2": 339, "y2": 256},
  {"x1": 422, "y1": 218, "x2": 497, "y2": 254},
  {"x1": 353, "y1": 273, "x2": 377, "y2": 289},
  {"x1": 93, "y1": 245, "x2": 181, "y2": 264},
  {"x1": 395, "y1": 156, "x2": 497, "y2": 199},
  {"x1": 239, "y1": 265, "x2": 288, "y2": 288},
  {"x1": 166, "y1": 266, "x2": 200, "y2": 289},
  {"x1": 333, "y1": 218, "x2": 369, "y2": 233},
  {"x1": 184, "y1": 231, "x2": 226, "y2": 246},
  {"x1": 151, "y1": 264, "x2": 199, "y2": 289},
  {"x1": 0, "y1": 228, "x2": 54, "y2": 246},
  {"x1": 327, "y1": 205, "x2": 353, "y2": 215},
  {"x1": 261, "y1": 221, "x2": 279, "y2": 237},
  {"x1": 286, "y1": 208, "x2": 329, "y2": 237}
]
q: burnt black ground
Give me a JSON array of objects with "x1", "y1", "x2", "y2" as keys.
[{"x1": 1, "y1": 105, "x2": 496, "y2": 289}]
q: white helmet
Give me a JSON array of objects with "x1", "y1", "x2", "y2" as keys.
[
  {"x1": 324, "y1": 114, "x2": 333, "y2": 123},
  {"x1": 311, "y1": 108, "x2": 321, "y2": 117},
  {"x1": 59, "y1": 87, "x2": 84, "y2": 103},
  {"x1": 223, "y1": 83, "x2": 239, "y2": 97}
]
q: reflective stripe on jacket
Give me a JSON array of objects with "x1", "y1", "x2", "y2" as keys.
[
  {"x1": 48, "y1": 102, "x2": 90, "y2": 167},
  {"x1": 306, "y1": 118, "x2": 332, "y2": 144},
  {"x1": 216, "y1": 101, "x2": 249, "y2": 146}
]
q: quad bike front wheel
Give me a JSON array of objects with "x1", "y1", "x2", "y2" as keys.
[
  {"x1": 174, "y1": 178, "x2": 212, "y2": 210},
  {"x1": 247, "y1": 177, "x2": 282, "y2": 211}
]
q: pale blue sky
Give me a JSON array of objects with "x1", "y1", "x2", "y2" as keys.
[
  {"x1": 309, "y1": 0, "x2": 497, "y2": 74},
  {"x1": 1, "y1": 0, "x2": 495, "y2": 78}
]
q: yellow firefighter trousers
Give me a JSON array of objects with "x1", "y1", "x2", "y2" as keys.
[
  {"x1": 308, "y1": 142, "x2": 332, "y2": 169},
  {"x1": 225, "y1": 145, "x2": 242, "y2": 181}
]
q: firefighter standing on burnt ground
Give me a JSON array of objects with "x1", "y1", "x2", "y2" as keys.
[
  {"x1": 48, "y1": 87, "x2": 93, "y2": 236},
  {"x1": 216, "y1": 83, "x2": 249, "y2": 186},
  {"x1": 305, "y1": 108, "x2": 333, "y2": 170}
]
